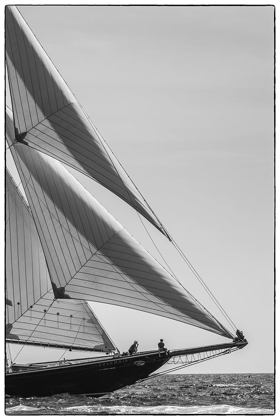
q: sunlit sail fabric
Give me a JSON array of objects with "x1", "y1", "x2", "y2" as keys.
[
  {"x1": 6, "y1": 109, "x2": 232, "y2": 339},
  {"x1": 5, "y1": 6, "x2": 166, "y2": 237},
  {"x1": 6, "y1": 171, "x2": 115, "y2": 352}
]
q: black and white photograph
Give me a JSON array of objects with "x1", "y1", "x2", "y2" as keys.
[{"x1": 5, "y1": 2, "x2": 274, "y2": 415}]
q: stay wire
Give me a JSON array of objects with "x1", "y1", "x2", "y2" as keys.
[
  {"x1": 171, "y1": 235, "x2": 237, "y2": 332},
  {"x1": 136, "y1": 347, "x2": 240, "y2": 385},
  {"x1": 137, "y1": 213, "x2": 236, "y2": 333}
]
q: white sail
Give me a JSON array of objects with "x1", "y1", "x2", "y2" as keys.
[
  {"x1": 5, "y1": 5, "x2": 167, "y2": 237},
  {"x1": 6, "y1": 107, "x2": 232, "y2": 339},
  {"x1": 6, "y1": 170, "x2": 115, "y2": 352}
]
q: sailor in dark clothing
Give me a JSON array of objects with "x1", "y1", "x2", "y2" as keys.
[
  {"x1": 233, "y1": 329, "x2": 245, "y2": 342},
  {"x1": 128, "y1": 341, "x2": 138, "y2": 355},
  {"x1": 158, "y1": 339, "x2": 167, "y2": 355}
]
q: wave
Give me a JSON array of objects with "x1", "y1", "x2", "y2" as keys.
[{"x1": 6, "y1": 404, "x2": 274, "y2": 415}]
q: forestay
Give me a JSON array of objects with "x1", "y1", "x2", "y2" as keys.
[
  {"x1": 6, "y1": 108, "x2": 233, "y2": 339},
  {"x1": 6, "y1": 171, "x2": 115, "y2": 352},
  {"x1": 5, "y1": 6, "x2": 166, "y2": 237}
]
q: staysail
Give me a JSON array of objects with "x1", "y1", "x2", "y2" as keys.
[
  {"x1": 6, "y1": 170, "x2": 115, "y2": 352},
  {"x1": 5, "y1": 5, "x2": 167, "y2": 237},
  {"x1": 6, "y1": 107, "x2": 233, "y2": 340}
]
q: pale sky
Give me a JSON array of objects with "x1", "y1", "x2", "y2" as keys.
[{"x1": 5, "y1": 4, "x2": 274, "y2": 374}]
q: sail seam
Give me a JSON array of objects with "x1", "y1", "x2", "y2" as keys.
[
  {"x1": 10, "y1": 148, "x2": 228, "y2": 336},
  {"x1": 69, "y1": 295, "x2": 221, "y2": 334},
  {"x1": 71, "y1": 245, "x2": 221, "y2": 330},
  {"x1": 68, "y1": 278, "x2": 217, "y2": 327},
  {"x1": 80, "y1": 105, "x2": 165, "y2": 231},
  {"x1": 6, "y1": 22, "x2": 28, "y2": 132},
  {"x1": 18, "y1": 15, "x2": 35, "y2": 130},
  {"x1": 102, "y1": 234, "x2": 227, "y2": 330},
  {"x1": 11, "y1": 297, "x2": 57, "y2": 363},
  {"x1": 25, "y1": 120, "x2": 141, "y2": 195},
  {"x1": 16, "y1": 150, "x2": 67, "y2": 285},
  {"x1": 39, "y1": 151, "x2": 85, "y2": 274}
]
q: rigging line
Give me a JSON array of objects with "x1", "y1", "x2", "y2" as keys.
[
  {"x1": 5, "y1": 192, "x2": 15, "y2": 227},
  {"x1": 80, "y1": 105, "x2": 167, "y2": 233},
  {"x1": 132, "y1": 215, "x2": 233, "y2": 336},
  {"x1": 6, "y1": 36, "x2": 21, "y2": 133},
  {"x1": 80, "y1": 110, "x2": 232, "y2": 330},
  {"x1": 14, "y1": 17, "x2": 34, "y2": 130},
  {"x1": 11, "y1": 145, "x2": 60, "y2": 283},
  {"x1": 171, "y1": 236, "x2": 237, "y2": 331},
  {"x1": 133, "y1": 189, "x2": 235, "y2": 332},
  {"x1": 8, "y1": 148, "x2": 34, "y2": 200},
  {"x1": 88, "y1": 247, "x2": 186, "y2": 323},
  {"x1": 20, "y1": 19, "x2": 40, "y2": 124},
  {"x1": 84, "y1": 302, "x2": 117, "y2": 351},
  {"x1": 6, "y1": 168, "x2": 29, "y2": 210},
  {"x1": 135, "y1": 213, "x2": 179, "y2": 280},
  {"x1": 58, "y1": 319, "x2": 83, "y2": 361},
  {"x1": 28, "y1": 152, "x2": 70, "y2": 285},
  {"x1": 89, "y1": 247, "x2": 226, "y2": 330},
  {"x1": 15, "y1": 7, "x2": 71, "y2": 115},
  {"x1": 69, "y1": 291, "x2": 220, "y2": 334},
  {"x1": 40, "y1": 152, "x2": 80, "y2": 277},
  {"x1": 137, "y1": 347, "x2": 240, "y2": 384},
  {"x1": 6, "y1": 142, "x2": 16, "y2": 151},
  {"x1": 9, "y1": 149, "x2": 69, "y2": 289},
  {"x1": 12, "y1": 299, "x2": 57, "y2": 364},
  {"x1": 6, "y1": 20, "x2": 28, "y2": 133},
  {"x1": 21, "y1": 185, "x2": 29, "y2": 311},
  {"x1": 17, "y1": 174, "x2": 94, "y2": 254},
  {"x1": 10, "y1": 343, "x2": 25, "y2": 364},
  {"x1": 24, "y1": 137, "x2": 136, "y2": 204},
  {"x1": 19, "y1": 135, "x2": 166, "y2": 240}
]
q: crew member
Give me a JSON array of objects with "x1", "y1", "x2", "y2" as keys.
[{"x1": 128, "y1": 341, "x2": 138, "y2": 355}]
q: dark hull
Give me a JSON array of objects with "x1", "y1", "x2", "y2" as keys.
[
  {"x1": 5, "y1": 341, "x2": 248, "y2": 397},
  {"x1": 6, "y1": 351, "x2": 170, "y2": 397}
]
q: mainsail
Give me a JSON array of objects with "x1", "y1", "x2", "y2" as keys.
[
  {"x1": 6, "y1": 107, "x2": 233, "y2": 339},
  {"x1": 5, "y1": 5, "x2": 167, "y2": 237},
  {"x1": 6, "y1": 170, "x2": 115, "y2": 352}
]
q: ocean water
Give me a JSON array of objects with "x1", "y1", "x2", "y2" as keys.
[{"x1": 5, "y1": 373, "x2": 274, "y2": 415}]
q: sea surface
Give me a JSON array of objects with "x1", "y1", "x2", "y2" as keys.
[{"x1": 6, "y1": 373, "x2": 274, "y2": 415}]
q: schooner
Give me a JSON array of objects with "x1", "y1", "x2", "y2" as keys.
[{"x1": 5, "y1": 6, "x2": 247, "y2": 397}]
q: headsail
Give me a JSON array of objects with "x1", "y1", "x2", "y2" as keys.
[
  {"x1": 6, "y1": 107, "x2": 233, "y2": 339},
  {"x1": 6, "y1": 170, "x2": 115, "y2": 352},
  {"x1": 5, "y1": 5, "x2": 167, "y2": 237}
]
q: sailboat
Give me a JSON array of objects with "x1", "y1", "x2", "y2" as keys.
[{"x1": 5, "y1": 6, "x2": 247, "y2": 397}]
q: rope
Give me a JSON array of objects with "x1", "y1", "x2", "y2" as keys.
[
  {"x1": 59, "y1": 319, "x2": 83, "y2": 361},
  {"x1": 135, "y1": 347, "x2": 239, "y2": 385},
  {"x1": 171, "y1": 236, "x2": 237, "y2": 331},
  {"x1": 137, "y1": 213, "x2": 236, "y2": 335},
  {"x1": 6, "y1": 143, "x2": 16, "y2": 151},
  {"x1": 135, "y1": 213, "x2": 178, "y2": 280}
]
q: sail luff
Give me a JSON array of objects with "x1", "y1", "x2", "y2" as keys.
[
  {"x1": 6, "y1": 107, "x2": 233, "y2": 339},
  {"x1": 6, "y1": 5, "x2": 168, "y2": 237}
]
